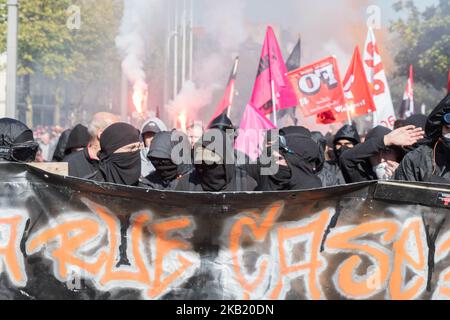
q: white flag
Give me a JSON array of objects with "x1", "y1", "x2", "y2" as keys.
[{"x1": 363, "y1": 28, "x2": 396, "y2": 129}]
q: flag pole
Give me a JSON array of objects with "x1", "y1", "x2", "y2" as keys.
[
  {"x1": 226, "y1": 81, "x2": 235, "y2": 118},
  {"x1": 271, "y1": 79, "x2": 278, "y2": 127},
  {"x1": 227, "y1": 57, "x2": 239, "y2": 118},
  {"x1": 346, "y1": 103, "x2": 353, "y2": 125}
]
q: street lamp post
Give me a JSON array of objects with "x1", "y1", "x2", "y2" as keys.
[{"x1": 6, "y1": 0, "x2": 18, "y2": 119}]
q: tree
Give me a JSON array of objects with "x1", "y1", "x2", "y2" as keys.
[
  {"x1": 390, "y1": 0, "x2": 449, "y2": 91},
  {"x1": 0, "y1": 0, "x2": 122, "y2": 125}
]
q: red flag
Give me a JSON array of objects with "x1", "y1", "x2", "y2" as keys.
[
  {"x1": 287, "y1": 56, "x2": 346, "y2": 119},
  {"x1": 399, "y1": 65, "x2": 414, "y2": 119},
  {"x1": 447, "y1": 69, "x2": 450, "y2": 92},
  {"x1": 249, "y1": 26, "x2": 297, "y2": 116},
  {"x1": 334, "y1": 46, "x2": 376, "y2": 123},
  {"x1": 208, "y1": 57, "x2": 239, "y2": 128}
]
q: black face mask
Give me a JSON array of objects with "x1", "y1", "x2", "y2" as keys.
[
  {"x1": 270, "y1": 164, "x2": 292, "y2": 188},
  {"x1": 196, "y1": 162, "x2": 227, "y2": 192},
  {"x1": 334, "y1": 145, "x2": 351, "y2": 159},
  {"x1": 99, "y1": 151, "x2": 141, "y2": 186},
  {"x1": 151, "y1": 158, "x2": 178, "y2": 182}
]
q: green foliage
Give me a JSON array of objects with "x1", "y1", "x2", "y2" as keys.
[
  {"x1": 389, "y1": 75, "x2": 445, "y2": 116},
  {"x1": 390, "y1": 0, "x2": 450, "y2": 91},
  {"x1": 0, "y1": 0, "x2": 122, "y2": 81}
]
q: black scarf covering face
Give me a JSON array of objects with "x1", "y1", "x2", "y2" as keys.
[
  {"x1": 195, "y1": 162, "x2": 228, "y2": 192},
  {"x1": 151, "y1": 158, "x2": 178, "y2": 183},
  {"x1": 267, "y1": 126, "x2": 322, "y2": 191},
  {"x1": 148, "y1": 131, "x2": 193, "y2": 185},
  {"x1": 194, "y1": 129, "x2": 236, "y2": 192},
  {"x1": 98, "y1": 123, "x2": 141, "y2": 186}
]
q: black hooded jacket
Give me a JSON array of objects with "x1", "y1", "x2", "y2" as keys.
[
  {"x1": 0, "y1": 118, "x2": 34, "y2": 144},
  {"x1": 247, "y1": 127, "x2": 322, "y2": 191},
  {"x1": 140, "y1": 131, "x2": 193, "y2": 190},
  {"x1": 64, "y1": 147, "x2": 99, "y2": 179},
  {"x1": 0, "y1": 118, "x2": 37, "y2": 162},
  {"x1": 311, "y1": 131, "x2": 345, "y2": 187},
  {"x1": 320, "y1": 125, "x2": 361, "y2": 186},
  {"x1": 333, "y1": 124, "x2": 361, "y2": 145},
  {"x1": 176, "y1": 129, "x2": 257, "y2": 192},
  {"x1": 52, "y1": 129, "x2": 71, "y2": 162},
  {"x1": 64, "y1": 124, "x2": 90, "y2": 155},
  {"x1": 395, "y1": 93, "x2": 450, "y2": 183},
  {"x1": 340, "y1": 126, "x2": 391, "y2": 183}
]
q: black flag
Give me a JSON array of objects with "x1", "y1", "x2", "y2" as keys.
[
  {"x1": 279, "y1": 37, "x2": 302, "y2": 125},
  {"x1": 286, "y1": 37, "x2": 302, "y2": 72}
]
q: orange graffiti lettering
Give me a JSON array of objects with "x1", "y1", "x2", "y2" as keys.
[
  {"x1": 27, "y1": 218, "x2": 107, "y2": 280},
  {"x1": 92, "y1": 204, "x2": 151, "y2": 287},
  {"x1": 270, "y1": 210, "x2": 330, "y2": 300},
  {"x1": 326, "y1": 220, "x2": 399, "y2": 299},
  {"x1": 229, "y1": 202, "x2": 283, "y2": 299},
  {"x1": 147, "y1": 217, "x2": 195, "y2": 299},
  {"x1": 0, "y1": 216, "x2": 26, "y2": 285},
  {"x1": 389, "y1": 219, "x2": 426, "y2": 300},
  {"x1": 436, "y1": 233, "x2": 450, "y2": 298}
]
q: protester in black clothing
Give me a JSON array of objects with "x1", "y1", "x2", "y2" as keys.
[
  {"x1": 263, "y1": 126, "x2": 322, "y2": 191},
  {"x1": 333, "y1": 125, "x2": 361, "y2": 159},
  {"x1": 140, "y1": 131, "x2": 193, "y2": 190},
  {"x1": 176, "y1": 128, "x2": 257, "y2": 192},
  {"x1": 64, "y1": 147, "x2": 100, "y2": 179},
  {"x1": 246, "y1": 126, "x2": 322, "y2": 191},
  {"x1": 311, "y1": 131, "x2": 346, "y2": 187},
  {"x1": 95, "y1": 122, "x2": 142, "y2": 186},
  {"x1": 65, "y1": 112, "x2": 119, "y2": 179},
  {"x1": 52, "y1": 129, "x2": 71, "y2": 162},
  {"x1": 63, "y1": 124, "x2": 90, "y2": 156},
  {"x1": 0, "y1": 118, "x2": 38, "y2": 163},
  {"x1": 395, "y1": 94, "x2": 450, "y2": 183},
  {"x1": 340, "y1": 125, "x2": 424, "y2": 183}
]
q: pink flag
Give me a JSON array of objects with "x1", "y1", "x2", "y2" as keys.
[
  {"x1": 235, "y1": 104, "x2": 276, "y2": 161},
  {"x1": 250, "y1": 26, "x2": 298, "y2": 116}
]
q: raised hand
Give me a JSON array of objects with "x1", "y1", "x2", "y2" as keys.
[{"x1": 384, "y1": 125, "x2": 425, "y2": 147}]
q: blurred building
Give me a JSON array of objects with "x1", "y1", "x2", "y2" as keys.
[{"x1": 0, "y1": 53, "x2": 6, "y2": 118}]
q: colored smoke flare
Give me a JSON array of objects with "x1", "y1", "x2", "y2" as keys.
[
  {"x1": 132, "y1": 80, "x2": 148, "y2": 114},
  {"x1": 178, "y1": 110, "x2": 188, "y2": 133}
]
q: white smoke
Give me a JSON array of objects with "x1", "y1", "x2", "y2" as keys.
[
  {"x1": 167, "y1": 0, "x2": 249, "y2": 125},
  {"x1": 167, "y1": 80, "x2": 214, "y2": 127},
  {"x1": 116, "y1": 0, "x2": 161, "y2": 111}
]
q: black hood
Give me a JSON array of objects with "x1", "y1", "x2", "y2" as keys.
[
  {"x1": 52, "y1": 129, "x2": 71, "y2": 161},
  {"x1": 404, "y1": 114, "x2": 427, "y2": 130},
  {"x1": 0, "y1": 118, "x2": 34, "y2": 145},
  {"x1": 366, "y1": 125, "x2": 392, "y2": 142},
  {"x1": 281, "y1": 126, "x2": 321, "y2": 169},
  {"x1": 148, "y1": 131, "x2": 173, "y2": 159},
  {"x1": 65, "y1": 124, "x2": 90, "y2": 154},
  {"x1": 0, "y1": 118, "x2": 37, "y2": 162},
  {"x1": 194, "y1": 128, "x2": 236, "y2": 191},
  {"x1": 209, "y1": 112, "x2": 235, "y2": 131},
  {"x1": 426, "y1": 93, "x2": 450, "y2": 142},
  {"x1": 333, "y1": 125, "x2": 361, "y2": 146},
  {"x1": 273, "y1": 126, "x2": 322, "y2": 190},
  {"x1": 148, "y1": 130, "x2": 192, "y2": 182},
  {"x1": 311, "y1": 131, "x2": 326, "y2": 172}
]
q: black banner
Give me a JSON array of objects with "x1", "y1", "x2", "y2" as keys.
[{"x1": 0, "y1": 163, "x2": 449, "y2": 300}]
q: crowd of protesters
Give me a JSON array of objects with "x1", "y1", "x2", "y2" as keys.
[{"x1": 1, "y1": 92, "x2": 449, "y2": 192}]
